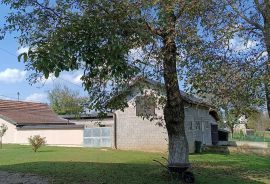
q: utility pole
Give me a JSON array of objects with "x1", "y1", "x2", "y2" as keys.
[{"x1": 17, "y1": 92, "x2": 20, "y2": 101}]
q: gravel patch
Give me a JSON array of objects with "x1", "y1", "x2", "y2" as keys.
[{"x1": 0, "y1": 170, "x2": 49, "y2": 184}]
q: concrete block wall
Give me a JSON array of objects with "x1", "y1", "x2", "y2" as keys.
[
  {"x1": 115, "y1": 94, "x2": 216, "y2": 153},
  {"x1": 115, "y1": 98, "x2": 168, "y2": 152}
]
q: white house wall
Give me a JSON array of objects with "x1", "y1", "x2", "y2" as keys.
[
  {"x1": 15, "y1": 129, "x2": 84, "y2": 146},
  {"x1": 184, "y1": 105, "x2": 213, "y2": 152},
  {"x1": 115, "y1": 92, "x2": 215, "y2": 153},
  {"x1": 1, "y1": 118, "x2": 84, "y2": 146},
  {"x1": 115, "y1": 102, "x2": 167, "y2": 152},
  {"x1": 0, "y1": 119, "x2": 17, "y2": 144}
]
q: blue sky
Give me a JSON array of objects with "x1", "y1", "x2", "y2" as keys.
[{"x1": 0, "y1": 4, "x2": 87, "y2": 103}]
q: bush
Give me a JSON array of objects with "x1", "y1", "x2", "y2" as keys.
[
  {"x1": 28, "y1": 135, "x2": 46, "y2": 152},
  {"x1": 0, "y1": 124, "x2": 8, "y2": 149}
]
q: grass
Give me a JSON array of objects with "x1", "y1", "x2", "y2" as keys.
[
  {"x1": 0, "y1": 144, "x2": 269, "y2": 184},
  {"x1": 231, "y1": 132, "x2": 270, "y2": 143},
  {"x1": 257, "y1": 131, "x2": 270, "y2": 139}
]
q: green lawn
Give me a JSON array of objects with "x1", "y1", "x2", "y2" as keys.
[
  {"x1": 0, "y1": 144, "x2": 269, "y2": 184},
  {"x1": 232, "y1": 132, "x2": 270, "y2": 143}
]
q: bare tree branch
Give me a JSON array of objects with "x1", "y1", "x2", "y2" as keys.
[
  {"x1": 145, "y1": 21, "x2": 163, "y2": 36},
  {"x1": 33, "y1": 0, "x2": 60, "y2": 18},
  {"x1": 175, "y1": 0, "x2": 188, "y2": 19},
  {"x1": 254, "y1": 0, "x2": 268, "y2": 19},
  {"x1": 228, "y1": 1, "x2": 264, "y2": 30}
]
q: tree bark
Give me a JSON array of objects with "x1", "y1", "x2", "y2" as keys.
[
  {"x1": 229, "y1": 125, "x2": 234, "y2": 138},
  {"x1": 162, "y1": 24, "x2": 189, "y2": 164},
  {"x1": 263, "y1": 19, "x2": 270, "y2": 118}
]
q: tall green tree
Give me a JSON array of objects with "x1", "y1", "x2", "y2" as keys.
[
  {"x1": 201, "y1": 0, "x2": 270, "y2": 117},
  {"x1": 186, "y1": 56, "x2": 265, "y2": 134},
  {"x1": 1, "y1": 0, "x2": 215, "y2": 165},
  {"x1": 48, "y1": 85, "x2": 87, "y2": 115}
]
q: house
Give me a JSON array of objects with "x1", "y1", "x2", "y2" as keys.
[
  {"x1": 0, "y1": 100, "x2": 84, "y2": 146},
  {"x1": 64, "y1": 78, "x2": 219, "y2": 153},
  {"x1": 1, "y1": 78, "x2": 219, "y2": 153},
  {"x1": 234, "y1": 115, "x2": 248, "y2": 135}
]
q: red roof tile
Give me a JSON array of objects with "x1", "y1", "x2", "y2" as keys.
[{"x1": 0, "y1": 100, "x2": 70, "y2": 125}]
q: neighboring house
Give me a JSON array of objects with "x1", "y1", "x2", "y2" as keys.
[
  {"x1": 0, "y1": 100, "x2": 84, "y2": 146},
  {"x1": 234, "y1": 115, "x2": 247, "y2": 135},
  {"x1": 64, "y1": 78, "x2": 219, "y2": 153}
]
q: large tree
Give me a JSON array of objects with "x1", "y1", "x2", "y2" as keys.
[
  {"x1": 1, "y1": 0, "x2": 214, "y2": 165},
  {"x1": 186, "y1": 54, "x2": 265, "y2": 134},
  {"x1": 202, "y1": 0, "x2": 270, "y2": 117}
]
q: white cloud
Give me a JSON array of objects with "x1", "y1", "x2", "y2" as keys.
[
  {"x1": 261, "y1": 51, "x2": 268, "y2": 57},
  {"x1": 25, "y1": 93, "x2": 47, "y2": 103},
  {"x1": 40, "y1": 74, "x2": 57, "y2": 84},
  {"x1": 17, "y1": 47, "x2": 29, "y2": 55},
  {"x1": 37, "y1": 71, "x2": 83, "y2": 86},
  {"x1": 61, "y1": 72, "x2": 83, "y2": 85},
  {"x1": 0, "y1": 68, "x2": 26, "y2": 83},
  {"x1": 129, "y1": 47, "x2": 144, "y2": 61},
  {"x1": 229, "y1": 37, "x2": 258, "y2": 52}
]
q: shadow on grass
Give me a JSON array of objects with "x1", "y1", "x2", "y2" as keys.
[{"x1": 0, "y1": 161, "x2": 267, "y2": 184}]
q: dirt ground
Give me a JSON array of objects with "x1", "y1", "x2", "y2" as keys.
[{"x1": 0, "y1": 170, "x2": 49, "y2": 184}]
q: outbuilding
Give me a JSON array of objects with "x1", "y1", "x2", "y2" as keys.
[
  {"x1": 0, "y1": 100, "x2": 84, "y2": 146},
  {"x1": 64, "y1": 78, "x2": 219, "y2": 153}
]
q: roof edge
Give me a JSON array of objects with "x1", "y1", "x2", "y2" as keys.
[
  {"x1": 16, "y1": 124, "x2": 84, "y2": 130},
  {"x1": 0, "y1": 114, "x2": 17, "y2": 125},
  {"x1": 125, "y1": 77, "x2": 216, "y2": 109}
]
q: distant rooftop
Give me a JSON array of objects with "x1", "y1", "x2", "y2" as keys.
[{"x1": 0, "y1": 99, "x2": 71, "y2": 125}]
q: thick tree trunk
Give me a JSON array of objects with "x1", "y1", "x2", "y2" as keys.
[
  {"x1": 229, "y1": 126, "x2": 234, "y2": 138},
  {"x1": 263, "y1": 19, "x2": 270, "y2": 118},
  {"x1": 162, "y1": 34, "x2": 189, "y2": 164}
]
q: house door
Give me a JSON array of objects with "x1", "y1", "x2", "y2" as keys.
[
  {"x1": 211, "y1": 124, "x2": 218, "y2": 145},
  {"x1": 201, "y1": 122, "x2": 205, "y2": 144},
  {"x1": 84, "y1": 127, "x2": 112, "y2": 147}
]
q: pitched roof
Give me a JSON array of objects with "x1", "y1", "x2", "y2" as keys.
[
  {"x1": 118, "y1": 77, "x2": 216, "y2": 109},
  {"x1": 0, "y1": 99, "x2": 70, "y2": 125}
]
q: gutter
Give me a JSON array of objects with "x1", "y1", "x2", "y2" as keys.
[
  {"x1": 112, "y1": 112, "x2": 117, "y2": 149},
  {"x1": 16, "y1": 124, "x2": 84, "y2": 130}
]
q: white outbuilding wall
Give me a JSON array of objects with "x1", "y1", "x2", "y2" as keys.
[{"x1": 1, "y1": 119, "x2": 84, "y2": 147}]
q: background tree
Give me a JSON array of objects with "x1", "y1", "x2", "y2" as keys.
[
  {"x1": 0, "y1": 0, "x2": 217, "y2": 165},
  {"x1": 0, "y1": 124, "x2": 8, "y2": 149},
  {"x1": 48, "y1": 85, "x2": 87, "y2": 115},
  {"x1": 248, "y1": 111, "x2": 270, "y2": 131},
  {"x1": 200, "y1": 0, "x2": 270, "y2": 117},
  {"x1": 186, "y1": 57, "x2": 265, "y2": 134}
]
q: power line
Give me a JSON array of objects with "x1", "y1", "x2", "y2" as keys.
[{"x1": 0, "y1": 47, "x2": 18, "y2": 57}]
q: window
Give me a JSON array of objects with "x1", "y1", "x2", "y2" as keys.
[
  {"x1": 188, "y1": 121, "x2": 193, "y2": 131},
  {"x1": 136, "y1": 96, "x2": 155, "y2": 116},
  {"x1": 195, "y1": 121, "x2": 201, "y2": 130},
  {"x1": 204, "y1": 121, "x2": 210, "y2": 129}
]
